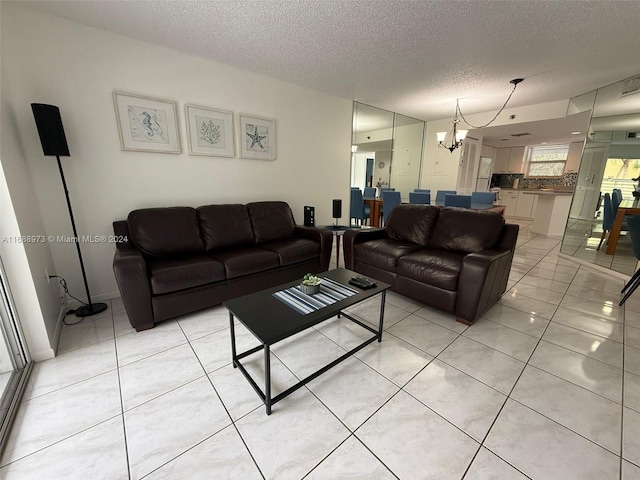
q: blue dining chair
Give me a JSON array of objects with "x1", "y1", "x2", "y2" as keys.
[
  {"x1": 620, "y1": 215, "x2": 640, "y2": 305},
  {"x1": 380, "y1": 187, "x2": 395, "y2": 194},
  {"x1": 414, "y1": 188, "x2": 431, "y2": 194},
  {"x1": 409, "y1": 192, "x2": 431, "y2": 204},
  {"x1": 382, "y1": 190, "x2": 401, "y2": 225},
  {"x1": 363, "y1": 187, "x2": 376, "y2": 199},
  {"x1": 598, "y1": 193, "x2": 628, "y2": 250},
  {"x1": 444, "y1": 194, "x2": 472, "y2": 208},
  {"x1": 435, "y1": 190, "x2": 457, "y2": 206},
  {"x1": 350, "y1": 188, "x2": 369, "y2": 226},
  {"x1": 612, "y1": 189, "x2": 622, "y2": 209},
  {"x1": 470, "y1": 191, "x2": 496, "y2": 205}
]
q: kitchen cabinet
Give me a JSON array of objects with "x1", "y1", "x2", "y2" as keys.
[
  {"x1": 501, "y1": 190, "x2": 519, "y2": 215},
  {"x1": 515, "y1": 190, "x2": 536, "y2": 217},
  {"x1": 494, "y1": 147, "x2": 524, "y2": 174},
  {"x1": 507, "y1": 147, "x2": 525, "y2": 173},
  {"x1": 481, "y1": 144, "x2": 496, "y2": 159},
  {"x1": 495, "y1": 148, "x2": 510, "y2": 173},
  {"x1": 500, "y1": 189, "x2": 536, "y2": 218}
]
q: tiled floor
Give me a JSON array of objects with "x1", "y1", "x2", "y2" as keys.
[
  {"x1": 561, "y1": 216, "x2": 637, "y2": 276},
  {"x1": 2, "y1": 220, "x2": 640, "y2": 479}
]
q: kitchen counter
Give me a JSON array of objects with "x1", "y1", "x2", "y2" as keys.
[
  {"x1": 521, "y1": 190, "x2": 574, "y2": 196},
  {"x1": 524, "y1": 191, "x2": 573, "y2": 237}
]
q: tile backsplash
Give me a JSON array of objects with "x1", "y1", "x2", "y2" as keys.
[{"x1": 490, "y1": 173, "x2": 578, "y2": 189}]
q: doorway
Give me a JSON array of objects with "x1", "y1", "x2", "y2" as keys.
[{"x1": 365, "y1": 158, "x2": 374, "y2": 188}]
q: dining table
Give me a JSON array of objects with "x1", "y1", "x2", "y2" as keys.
[
  {"x1": 363, "y1": 198, "x2": 383, "y2": 227},
  {"x1": 606, "y1": 197, "x2": 640, "y2": 255},
  {"x1": 363, "y1": 198, "x2": 505, "y2": 228}
]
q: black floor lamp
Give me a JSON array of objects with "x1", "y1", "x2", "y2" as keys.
[{"x1": 31, "y1": 103, "x2": 107, "y2": 317}]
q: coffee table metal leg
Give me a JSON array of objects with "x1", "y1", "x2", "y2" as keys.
[
  {"x1": 229, "y1": 312, "x2": 237, "y2": 367},
  {"x1": 265, "y1": 344, "x2": 272, "y2": 415},
  {"x1": 377, "y1": 291, "x2": 386, "y2": 342}
]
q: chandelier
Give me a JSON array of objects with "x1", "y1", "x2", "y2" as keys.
[
  {"x1": 436, "y1": 103, "x2": 467, "y2": 152},
  {"x1": 437, "y1": 78, "x2": 524, "y2": 153}
]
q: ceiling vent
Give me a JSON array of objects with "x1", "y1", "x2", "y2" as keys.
[
  {"x1": 510, "y1": 133, "x2": 531, "y2": 137},
  {"x1": 621, "y1": 76, "x2": 640, "y2": 96}
]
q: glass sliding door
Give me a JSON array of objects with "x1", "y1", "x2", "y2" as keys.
[{"x1": 0, "y1": 256, "x2": 32, "y2": 452}]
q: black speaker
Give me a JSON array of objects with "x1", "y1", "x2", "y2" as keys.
[
  {"x1": 304, "y1": 206, "x2": 315, "y2": 226},
  {"x1": 332, "y1": 199, "x2": 342, "y2": 220},
  {"x1": 31, "y1": 103, "x2": 70, "y2": 156}
]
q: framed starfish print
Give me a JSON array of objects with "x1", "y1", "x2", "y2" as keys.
[{"x1": 239, "y1": 114, "x2": 276, "y2": 160}]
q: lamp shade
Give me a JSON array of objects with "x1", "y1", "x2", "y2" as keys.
[
  {"x1": 436, "y1": 131, "x2": 447, "y2": 142},
  {"x1": 31, "y1": 103, "x2": 70, "y2": 157},
  {"x1": 332, "y1": 199, "x2": 342, "y2": 219},
  {"x1": 456, "y1": 129, "x2": 468, "y2": 141}
]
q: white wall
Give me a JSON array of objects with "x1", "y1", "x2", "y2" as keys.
[
  {"x1": 2, "y1": 4, "x2": 352, "y2": 313},
  {"x1": 1, "y1": 78, "x2": 61, "y2": 360},
  {"x1": 391, "y1": 122, "x2": 424, "y2": 199}
]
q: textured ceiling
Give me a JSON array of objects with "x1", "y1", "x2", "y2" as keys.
[{"x1": 17, "y1": 0, "x2": 640, "y2": 121}]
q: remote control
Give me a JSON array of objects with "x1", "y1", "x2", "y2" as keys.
[{"x1": 349, "y1": 276, "x2": 377, "y2": 289}]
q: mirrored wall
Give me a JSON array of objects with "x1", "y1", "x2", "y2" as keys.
[
  {"x1": 351, "y1": 102, "x2": 425, "y2": 201},
  {"x1": 560, "y1": 75, "x2": 640, "y2": 276}
]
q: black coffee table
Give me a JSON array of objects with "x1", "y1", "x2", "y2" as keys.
[{"x1": 223, "y1": 268, "x2": 390, "y2": 415}]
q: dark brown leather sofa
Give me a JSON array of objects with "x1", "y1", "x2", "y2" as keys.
[
  {"x1": 344, "y1": 204, "x2": 519, "y2": 325},
  {"x1": 113, "y1": 201, "x2": 332, "y2": 331}
]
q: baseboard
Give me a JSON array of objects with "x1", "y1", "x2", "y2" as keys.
[
  {"x1": 30, "y1": 344, "x2": 56, "y2": 362},
  {"x1": 65, "y1": 290, "x2": 121, "y2": 309},
  {"x1": 91, "y1": 290, "x2": 121, "y2": 303},
  {"x1": 51, "y1": 303, "x2": 68, "y2": 357}
]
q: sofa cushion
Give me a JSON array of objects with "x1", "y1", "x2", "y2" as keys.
[
  {"x1": 210, "y1": 247, "x2": 279, "y2": 279},
  {"x1": 385, "y1": 204, "x2": 439, "y2": 247},
  {"x1": 397, "y1": 249, "x2": 464, "y2": 291},
  {"x1": 431, "y1": 208, "x2": 505, "y2": 253},
  {"x1": 259, "y1": 238, "x2": 320, "y2": 266},
  {"x1": 197, "y1": 204, "x2": 254, "y2": 251},
  {"x1": 247, "y1": 201, "x2": 295, "y2": 243},
  {"x1": 148, "y1": 256, "x2": 225, "y2": 295},
  {"x1": 353, "y1": 238, "x2": 423, "y2": 271},
  {"x1": 128, "y1": 207, "x2": 204, "y2": 258}
]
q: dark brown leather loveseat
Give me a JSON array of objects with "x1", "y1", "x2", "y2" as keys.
[
  {"x1": 343, "y1": 204, "x2": 518, "y2": 325},
  {"x1": 113, "y1": 201, "x2": 332, "y2": 331}
]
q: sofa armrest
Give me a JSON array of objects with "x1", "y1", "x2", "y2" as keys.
[
  {"x1": 294, "y1": 225, "x2": 333, "y2": 271},
  {"x1": 497, "y1": 224, "x2": 519, "y2": 251},
  {"x1": 456, "y1": 248, "x2": 513, "y2": 324},
  {"x1": 112, "y1": 221, "x2": 154, "y2": 331},
  {"x1": 343, "y1": 228, "x2": 387, "y2": 270}
]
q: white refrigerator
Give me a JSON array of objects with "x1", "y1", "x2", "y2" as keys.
[{"x1": 475, "y1": 156, "x2": 493, "y2": 192}]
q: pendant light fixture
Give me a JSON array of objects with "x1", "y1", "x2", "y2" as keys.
[{"x1": 437, "y1": 78, "x2": 524, "y2": 152}]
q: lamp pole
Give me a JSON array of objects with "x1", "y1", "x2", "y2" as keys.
[
  {"x1": 55, "y1": 155, "x2": 106, "y2": 316},
  {"x1": 31, "y1": 103, "x2": 107, "y2": 318}
]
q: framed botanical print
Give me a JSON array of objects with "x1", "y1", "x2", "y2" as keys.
[
  {"x1": 185, "y1": 104, "x2": 235, "y2": 157},
  {"x1": 113, "y1": 92, "x2": 180, "y2": 154},
  {"x1": 239, "y1": 114, "x2": 276, "y2": 160}
]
